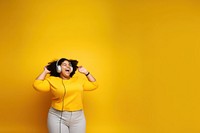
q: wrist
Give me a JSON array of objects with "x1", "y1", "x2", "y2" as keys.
[
  {"x1": 85, "y1": 72, "x2": 90, "y2": 76},
  {"x1": 43, "y1": 70, "x2": 50, "y2": 74}
]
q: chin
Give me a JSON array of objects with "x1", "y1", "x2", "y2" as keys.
[{"x1": 65, "y1": 74, "x2": 70, "y2": 77}]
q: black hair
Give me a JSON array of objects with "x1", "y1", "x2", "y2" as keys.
[{"x1": 46, "y1": 58, "x2": 78, "y2": 77}]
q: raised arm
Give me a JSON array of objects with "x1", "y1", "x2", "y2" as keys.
[
  {"x1": 33, "y1": 66, "x2": 51, "y2": 92},
  {"x1": 36, "y1": 66, "x2": 50, "y2": 80},
  {"x1": 77, "y1": 66, "x2": 96, "y2": 82}
]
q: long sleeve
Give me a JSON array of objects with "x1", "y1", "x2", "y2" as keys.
[
  {"x1": 83, "y1": 80, "x2": 98, "y2": 91},
  {"x1": 33, "y1": 79, "x2": 50, "y2": 92}
]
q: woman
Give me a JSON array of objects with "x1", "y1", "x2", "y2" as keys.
[{"x1": 33, "y1": 58, "x2": 98, "y2": 133}]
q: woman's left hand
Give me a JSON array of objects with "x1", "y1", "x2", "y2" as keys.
[{"x1": 77, "y1": 66, "x2": 88, "y2": 75}]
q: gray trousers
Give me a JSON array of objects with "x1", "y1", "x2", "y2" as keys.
[{"x1": 47, "y1": 107, "x2": 86, "y2": 133}]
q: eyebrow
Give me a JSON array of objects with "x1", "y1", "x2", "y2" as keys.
[
  {"x1": 62, "y1": 61, "x2": 71, "y2": 65},
  {"x1": 62, "y1": 62, "x2": 69, "y2": 65}
]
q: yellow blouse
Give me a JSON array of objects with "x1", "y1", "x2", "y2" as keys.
[{"x1": 33, "y1": 74, "x2": 98, "y2": 111}]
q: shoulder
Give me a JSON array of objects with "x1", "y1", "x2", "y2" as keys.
[
  {"x1": 46, "y1": 76, "x2": 61, "y2": 82},
  {"x1": 70, "y1": 73, "x2": 86, "y2": 82}
]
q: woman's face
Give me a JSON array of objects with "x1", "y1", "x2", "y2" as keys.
[{"x1": 60, "y1": 60, "x2": 73, "y2": 78}]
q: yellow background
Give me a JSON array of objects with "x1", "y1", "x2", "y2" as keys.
[{"x1": 0, "y1": 0, "x2": 200, "y2": 132}]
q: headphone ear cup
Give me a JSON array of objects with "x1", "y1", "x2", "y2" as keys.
[
  {"x1": 70, "y1": 66, "x2": 73, "y2": 73},
  {"x1": 57, "y1": 65, "x2": 61, "y2": 73}
]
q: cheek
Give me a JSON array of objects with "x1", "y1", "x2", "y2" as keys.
[{"x1": 61, "y1": 66, "x2": 66, "y2": 71}]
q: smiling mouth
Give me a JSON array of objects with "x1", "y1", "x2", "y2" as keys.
[{"x1": 65, "y1": 69, "x2": 70, "y2": 72}]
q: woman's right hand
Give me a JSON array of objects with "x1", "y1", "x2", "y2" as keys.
[
  {"x1": 36, "y1": 66, "x2": 51, "y2": 80},
  {"x1": 44, "y1": 66, "x2": 51, "y2": 74}
]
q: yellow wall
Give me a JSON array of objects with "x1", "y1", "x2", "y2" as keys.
[{"x1": 0, "y1": 0, "x2": 200, "y2": 132}]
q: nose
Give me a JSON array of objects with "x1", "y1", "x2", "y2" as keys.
[{"x1": 67, "y1": 64, "x2": 71, "y2": 68}]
